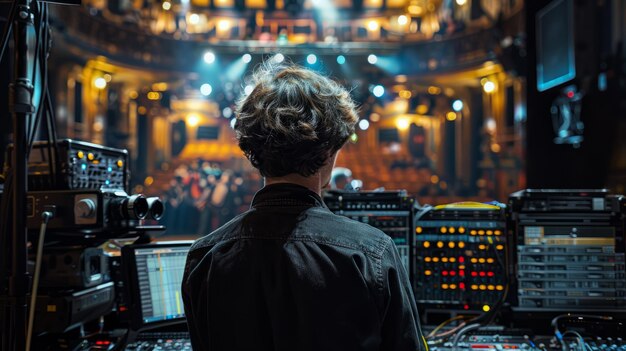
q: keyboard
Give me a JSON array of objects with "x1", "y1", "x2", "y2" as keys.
[{"x1": 125, "y1": 332, "x2": 191, "y2": 350}]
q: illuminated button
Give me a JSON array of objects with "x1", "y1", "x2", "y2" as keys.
[
  {"x1": 478, "y1": 230, "x2": 485, "y2": 235},
  {"x1": 479, "y1": 258, "x2": 486, "y2": 263},
  {"x1": 423, "y1": 241, "x2": 431, "y2": 248},
  {"x1": 441, "y1": 284, "x2": 449, "y2": 290},
  {"x1": 425, "y1": 270, "x2": 432, "y2": 276},
  {"x1": 77, "y1": 151, "x2": 84, "y2": 159},
  {"x1": 470, "y1": 230, "x2": 477, "y2": 235},
  {"x1": 496, "y1": 285, "x2": 504, "y2": 291},
  {"x1": 479, "y1": 271, "x2": 486, "y2": 277},
  {"x1": 471, "y1": 284, "x2": 478, "y2": 290},
  {"x1": 440, "y1": 227, "x2": 447, "y2": 234},
  {"x1": 459, "y1": 282, "x2": 466, "y2": 290},
  {"x1": 459, "y1": 257, "x2": 465, "y2": 263},
  {"x1": 459, "y1": 227, "x2": 466, "y2": 234},
  {"x1": 416, "y1": 227, "x2": 423, "y2": 234},
  {"x1": 432, "y1": 257, "x2": 440, "y2": 263},
  {"x1": 448, "y1": 227, "x2": 455, "y2": 234},
  {"x1": 449, "y1": 271, "x2": 456, "y2": 276},
  {"x1": 487, "y1": 258, "x2": 495, "y2": 264},
  {"x1": 459, "y1": 270, "x2": 465, "y2": 276},
  {"x1": 442, "y1": 270, "x2": 448, "y2": 276},
  {"x1": 488, "y1": 285, "x2": 495, "y2": 291},
  {"x1": 458, "y1": 241, "x2": 466, "y2": 248},
  {"x1": 486, "y1": 230, "x2": 493, "y2": 236},
  {"x1": 487, "y1": 271, "x2": 495, "y2": 277},
  {"x1": 471, "y1": 271, "x2": 478, "y2": 277},
  {"x1": 494, "y1": 230, "x2": 502, "y2": 236},
  {"x1": 459, "y1": 265, "x2": 465, "y2": 270},
  {"x1": 450, "y1": 284, "x2": 457, "y2": 289},
  {"x1": 482, "y1": 305, "x2": 491, "y2": 312},
  {"x1": 442, "y1": 257, "x2": 449, "y2": 263},
  {"x1": 87, "y1": 153, "x2": 95, "y2": 161},
  {"x1": 479, "y1": 284, "x2": 486, "y2": 290},
  {"x1": 117, "y1": 160, "x2": 124, "y2": 168},
  {"x1": 478, "y1": 244, "x2": 486, "y2": 250},
  {"x1": 496, "y1": 245, "x2": 504, "y2": 250},
  {"x1": 470, "y1": 258, "x2": 478, "y2": 263},
  {"x1": 449, "y1": 257, "x2": 456, "y2": 263},
  {"x1": 424, "y1": 257, "x2": 432, "y2": 262},
  {"x1": 448, "y1": 242, "x2": 455, "y2": 249},
  {"x1": 437, "y1": 241, "x2": 444, "y2": 248}
]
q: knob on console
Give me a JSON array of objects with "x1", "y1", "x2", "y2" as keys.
[{"x1": 75, "y1": 198, "x2": 96, "y2": 218}]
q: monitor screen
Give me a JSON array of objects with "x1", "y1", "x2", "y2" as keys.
[
  {"x1": 536, "y1": 0, "x2": 576, "y2": 92},
  {"x1": 131, "y1": 244, "x2": 191, "y2": 325}
]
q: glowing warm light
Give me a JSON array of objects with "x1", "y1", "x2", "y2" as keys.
[
  {"x1": 200, "y1": 83, "x2": 213, "y2": 96},
  {"x1": 440, "y1": 227, "x2": 447, "y2": 234},
  {"x1": 273, "y1": 53, "x2": 285, "y2": 63},
  {"x1": 373, "y1": 85, "x2": 385, "y2": 97},
  {"x1": 446, "y1": 112, "x2": 457, "y2": 121},
  {"x1": 367, "y1": 20, "x2": 379, "y2": 31},
  {"x1": 147, "y1": 92, "x2": 161, "y2": 100},
  {"x1": 144, "y1": 176, "x2": 154, "y2": 186},
  {"x1": 449, "y1": 227, "x2": 455, "y2": 234},
  {"x1": 436, "y1": 241, "x2": 444, "y2": 248},
  {"x1": 408, "y1": 5, "x2": 422, "y2": 15},
  {"x1": 417, "y1": 104, "x2": 429, "y2": 114},
  {"x1": 491, "y1": 143, "x2": 501, "y2": 153},
  {"x1": 306, "y1": 54, "x2": 317, "y2": 65},
  {"x1": 496, "y1": 285, "x2": 504, "y2": 291},
  {"x1": 496, "y1": 245, "x2": 504, "y2": 250},
  {"x1": 189, "y1": 13, "x2": 200, "y2": 25},
  {"x1": 397, "y1": 15, "x2": 408, "y2": 25},
  {"x1": 350, "y1": 133, "x2": 358, "y2": 143},
  {"x1": 442, "y1": 257, "x2": 448, "y2": 263},
  {"x1": 430, "y1": 175, "x2": 439, "y2": 184},
  {"x1": 242, "y1": 53, "x2": 252, "y2": 63},
  {"x1": 358, "y1": 119, "x2": 370, "y2": 130},
  {"x1": 370, "y1": 113, "x2": 380, "y2": 122},
  {"x1": 432, "y1": 257, "x2": 439, "y2": 263},
  {"x1": 425, "y1": 270, "x2": 432, "y2": 276},
  {"x1": 483, "y1": 80, "x2": 496, "y2": 93},
  {"x1": 448, "y1": 241, "x2": 455, "y2": 248},
  {"x1": 367, "y1": 54, "x2": 378, "y2": 64},
  {"x1": 424, "y1": 257, "x2": 431, "y2": 262},
  {"x1": 452, "y1": 99, "x2": 463, "y2": 112},
  {"x1": 456, "y1": 0, "x2": 467, "y2": 5},
  {"x1": 458, "y1": 242, "x2": 465, "y2": 248},
  {"x1": 441, "y1": 284, "x2": 449, "y2": 290},
  {"x1": 152, "y1": 82, "x2": 168, "y2": 91},
  {"x1": 416, "y1": 226, "x2": 422, "y2": 234},
  {"x1": 396, "y1": 117, "x2": 410, "y2": 130},
  {"x1": 203, "y1": 51, "x2": 216, "y2": 64},
  {"x1": 162, "y1": 1, "x2": 171, "y2": 10},
  {"x1": 482, "y1": 305, "x2": 491, "y2": 312},
  {"x1": 459, "y1": 227, "x2": 465, "y2": 234},
  {"x1": 336, "y1": 55, "x2": 346, "y2": 65},
  {"x1": 427, "y1": 86, "x2": 441, "y2": 95},
  {"x1": 487, "y1": 258, "x2": 495, "y2": 264},
  {"x1": 186, "y1": 113, "x2": 201, "y2": 127},
  {"x1": 217, "y1": 19, "x2": 231, "y2": 31},
  {"x1": 423, "y1": 241, "x2": 431, "y2": 248},
  {"x1": 94, "y1": 77, "x2": 107, "y2": 89},
  {"x1": 129, "y1": 91, "x2": 138, "y2": 99},
  {"x1": 399, "y1": 90, "x2": 412, "y2": 99},
  {"x1": 103, "y1": 74, "x2": 112, "y2": 82},
  {"x1": 137, "y1": 106, "x2": 147, "y2": 114}
]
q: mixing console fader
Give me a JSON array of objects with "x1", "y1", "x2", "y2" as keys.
[{"x1": 414, "y1": 202, "x2": 507, "y2": 313}]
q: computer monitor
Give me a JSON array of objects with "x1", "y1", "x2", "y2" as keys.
[{"x1": 123, "y1": 242, "x2": 192, "y2": 330}]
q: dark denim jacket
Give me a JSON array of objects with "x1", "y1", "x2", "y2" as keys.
[{"x1": 182, "y1": 183, "x2": 425, "y2": 351}]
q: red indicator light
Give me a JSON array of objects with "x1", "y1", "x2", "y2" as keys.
[
  {"x1": 471, "y1": 271, "x2": 478, "y2": 277},
  {"x1": 464, "y1": 304, "x2": 470, "y2": 310},
  {"x1": 479, "y1": 271, "x2": 486, "y2": 277},
  {"x1": 459, "y1": 270, "x2": 465, "y2": 277},
  {"x1": 471, "y1": 345, "x2": 493, "y2": 349},
  {"x1": 487, "y1": 271, "x2": 495, "y2": 277},
  {"x1": 459, "y1": 257, "x2": 465, "y2": 263},
  {"x1": 96, "y1": 341, "x2": 104, "y2": 345},
  {"x1": 460, "y1": 282, "x2": 466, "y2": 290},
  {"x1": 450, "y1": 270, "x2": 457, "y2": 276},
  {"x1": 442, "y1": 271, "x2": 449, "y2": 276},
  {"x1": 567, "y1": 91, "x2": 575, "y2": 98}
]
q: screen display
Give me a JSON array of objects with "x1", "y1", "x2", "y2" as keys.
[{"x1": 133, "y1": 245, "x2": 190, "y2": 324}]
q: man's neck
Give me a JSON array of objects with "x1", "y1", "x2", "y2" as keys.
[{"x1": 264, "y1": 173, "x2": 325, "y2": 196}]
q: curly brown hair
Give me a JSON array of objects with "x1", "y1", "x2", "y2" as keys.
[{"x1": 234, "y1": 62, "x2": 359, "y2": 177}]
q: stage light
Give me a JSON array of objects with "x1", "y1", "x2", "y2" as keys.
[
  {"x1": 242, "y1": 53, "x2": 252, "y2": 63},
  {"x1": 427, "y1": 86, "x2": 441, "y2": 95},
  {"x1": 367, "y1": 54, "x2": 378, "y2": 64},
  {"x1": 370, "y1": 113, "x2": 380, "y2": 122},
  {"x1": 372, "y1": 85, "x2": 384, "y2": 97},
  {"x1": 147, "y1": 92, "x2": 161, "y2": 100},
  {"x1": 358, "y1": 119, "x2": 370, "y2": 130},
  {"x1": 230, "y1": 118, "x2": 236, "y2": 129},
  {"x1": 203, "y1": 51, "x2": 216, "y2": 64},
  {"x1": 456, "y1": 0, "x2": 467, "y2": 5},
  {"x1": 222, "y1": 107, "x2": 233, "y2": 118},
  {"x1": 273, "y1": 53, "x2": 284, "y2": 63},
  {"x1": 452, "y1": 99, "x2": 463, "y2": 112},
  {"x1": 397, "y1": 15, "x2": 408, "y2": 25},
  {"x1": 306, "y1": 54, "x2": 317, "y2": 65},
  {"x1": 217, "y1": 19, "x2": 231, "y2": 31},
  {"x1": 94, "y1": 77, "x2": 107, "y2": 89},
  {"x1": 336, "y1": 55, "x2": 346, "y2": 65},
  {"x1": 189, "y1": 13, "x2": 200, "y2": 25},
  {"x1": 367, "y1": 20, "x2": 379, "y2": 31},
  {"x1": 483, "y1": 80, "x2": 495, "y2": 93},
  {"x1": 446, "y1": 111, "x2": 457, "y2": 121},
  {"x1": 244, "y1": 85, "x2": 254, "y2": 95},
  {"x1": 350, "y1": 133, "x2": 358, "y2": 143},
  {"x1": 396, "y1": 117, "x2": 410, "y2": 130},
  {"x1": 162, "y1": 1, "x2": 171, "y2": 10},
  {"x1": 186, "y1": 113, "x2": 200, "y2": 127},
  {"x1": 200, "y1": 83, "x2": 212, "y2": 96}
]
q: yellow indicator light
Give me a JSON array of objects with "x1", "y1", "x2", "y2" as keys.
[
  {"x1": 483, "y1": 305, "x2": 491, "y2": 312},
  {"x1": 470, "y1": 258, "x2": 478, "y2": 263},
  {"x1": 471, "y1": 284, "x2": 478, "y2": 290},
  {"x1": 424, "y1": 257, "x2": 432, "y2": 263},
  {"x1": 479, "y1": 258, "x2": 486, "y2": 263},
  {"x1": 449, "y1": 227, "x2": 456, "y2": 234},
  {"x1": 450, "y1": 284, "x2": 457, "y2": 289},
  {"x1": 488, "y1": 285, "x2": 495, "y2": 291},
  {"x1": 470, "y1": 230, "x2": 477, "y2": 235},
  {"x1": 458, "y1": 242, "x2": 466, "y2": 248},
  {"x1": 87, "y1": 153, "x2": 95, "y2": 161},
  {"x1": 117, "y1": 160, "x2": 124, "y2": 168},
  {"x1": 433, "y1": 257, "x2": 440, "y2": 263},
  {"x1": 77, "y1": 151, "x2": 84, "y2": 159},
  {"x1": 441, "y1": 284, "x2": 449, "y2": 289},
  {"x1": 442, "y1": 257, "x2": 449, "y2": 263},
  {"x1": 478, "y1": 244, "x2": 486, "y2": 250},
  {"x1": 425, "y1": 270, "x2": 432, "y2": 276},
  {"x1": 450, "y1": 257, "x2": 456, "y2": 263},
  {"x1": 496, "y1": 245, "x2": 504, "y2": 250},
  {"x1": 448, "y1": 242, "x2": 456, "y2": 249},
  {"x1": 459, "y1": 265, "x2": 465, "y2": 269},
  {"x1": 416, "y1": 227, "x2": 423, "y2": 234},
  {"x1": 496, "y1": 285, "x2": 504, "y2": 291},
  {"x1": 487, "y1": 258, "x2": 495, "y2": 264},
  {"x1": 437, "y1": 241, "x2": 444, "y2": 248},
  {"x1": 486, "y1": 230, "x2": 493, "y2": 236},
  {"x1": 478, "y1": 230, "x2": 485, "y2": 235},
  {"x1": 423, "y1": 241, "x2": 431, "y2": 248},
  {"x1": 459, "y1": 227, "x2": 466, "y2": 234},
  {"x1": 494, "y1": 230, "x2": 502, "y2": 236},
  {"x1": 479, "y1": 284, "x2": 486, "y2": 290},
  {"x1": 441, "y1": 227, "x2": 447, "y2": 234}
]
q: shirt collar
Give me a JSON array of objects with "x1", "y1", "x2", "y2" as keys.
[{"x1": 251, "y1": 183, "x2": 327, "y2": 209}]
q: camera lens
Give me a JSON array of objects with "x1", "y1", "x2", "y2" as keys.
[{"x1": 146, "y1": 197, "x2": 164, "y2": 220}]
